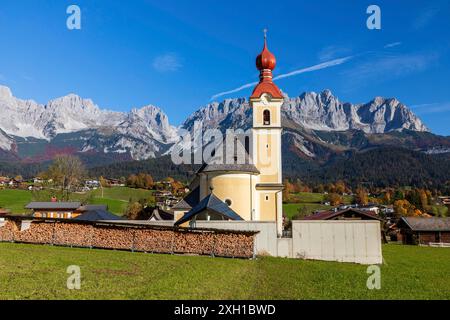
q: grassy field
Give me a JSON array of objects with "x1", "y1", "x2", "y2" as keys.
[
  {"x1": 0, "y1": 187, "x2": 153, "y2": 216},
  {"x1": 0, "y1": 243, "x2": 448, "y2": 300}
]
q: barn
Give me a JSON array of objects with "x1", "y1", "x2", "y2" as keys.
[{"x1": 397, "y1": 217, "x2": 450, "y2": 245}]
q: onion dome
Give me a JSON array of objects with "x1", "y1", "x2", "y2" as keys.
[{"x1": 251, "y1": 31, "x2": 283, "y2": 99}]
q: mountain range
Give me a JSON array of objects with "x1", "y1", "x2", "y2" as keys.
[{"x1": 1, "y1": 84, "x2": 450, "y2": 187}]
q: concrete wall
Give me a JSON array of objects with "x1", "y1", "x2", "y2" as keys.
[
  {"x1": 195, "y1": 221, "x2": 278, "y2": 256},
  {"x1": 292, "y1": 221, "x2": 382, "y2": 265},
  {"x1": 197, "y1": 220, "x2": 383, "y2": 265}
]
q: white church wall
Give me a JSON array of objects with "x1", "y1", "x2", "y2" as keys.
[{"x1": 291, "y1": 221, "x2": 383, "y2": 265}]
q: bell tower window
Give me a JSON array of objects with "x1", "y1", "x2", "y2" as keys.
[{"x1": 263, "y1": 110, "x2": 271, "y2": 125}]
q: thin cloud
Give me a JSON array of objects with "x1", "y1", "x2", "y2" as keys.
[
  {"x1": 384, "y1": 42, "x2": 402, "y2": 48},
  {"x1": 318, "y1": 45, "x2": 352, "y2": 62},
  {"x1": 410, "y1": 102, "x2": 450, "y2": 115},
  {"x1": 152, "y1": 53, "x2": 183, "y2": 73},
  {"x1": 211, "y1": 55, "x2": 353, "y2": 100}
]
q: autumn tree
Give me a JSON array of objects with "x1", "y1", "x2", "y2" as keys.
[
  {"x1": 335, "y1": 180, "x2": 346, "y2": 195},
  {"x1": 46, "y1": 155, "x2": 86, "y2": 200},
  {"x1": 326, "y1": 193, "x2": 343, "y2": 206},
  {"x1": 125, "y1": 201, "x2": 144, "y2": 220},
  {"x1": 355, "y1": 187, "x2": 369, "y2": 206}
]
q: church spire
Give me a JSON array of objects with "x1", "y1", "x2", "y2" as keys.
[{"x1": 251, "y1": 30, "x2": 283, "y2": 99}]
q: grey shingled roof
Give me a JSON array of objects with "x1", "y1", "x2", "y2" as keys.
[
  {"x1": 175, "y1": 193, "x2": 243, "y2": 226},
  {"x1": 25, "y1": 202, "x2": 81, "y2": 210},
  {"x1": 302, "y1": 208, "x2": 382, "y2": 221},
  {"x1": 172, "y1": 187, "x2": 200, "y2": 210},
  {"x1": 196, "y1": 138, "x2": 260, "y2": 174},
  {"x1": 74, "y1": 209, "x2": 123, "y2": 222},
  {"x1": 400, "y1": 217, "x2": 450, "y2": 231}
]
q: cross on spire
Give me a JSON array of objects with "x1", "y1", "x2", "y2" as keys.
[{"x1": 263, "y1": 28, "x2": 268, "y2": 40}]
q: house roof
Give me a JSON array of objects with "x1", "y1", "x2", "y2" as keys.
[
  {"x1": 74, "y1": 209, "x2": 123, "y2": 222},
  {"x1": 172, "y1": 186, "x2": 200, "y2": 210},
  {"x1": 149, "y1": 208, "x2": 174, "y2": 221},
  {"x1": 400, "y1": 217, "x2": 450, "y2": 232},
  {"x1": 301, "y1": 208, "x2": 382, "y2": 221},
  {"x1": 175, "y1": 193, "x2": 243, "y2": 226},
  {"x1": 198, "y1": 163, "x2": 260, "y2": 174},
  {"x1": 25, "y1": 202, "x2": 81, "y2": 210}
]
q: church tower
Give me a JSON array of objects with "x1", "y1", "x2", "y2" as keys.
[{"x1": 250, "y1": 32, "x2": 284, "y2": 236}]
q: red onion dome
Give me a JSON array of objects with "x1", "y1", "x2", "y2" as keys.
[{"x1": 256, "y1": 37, "x2": 276, "y2": 71}]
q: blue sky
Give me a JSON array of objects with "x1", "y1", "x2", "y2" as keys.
[{"x1": 0, "y1": 0, "x2": 449, "y2": 135}]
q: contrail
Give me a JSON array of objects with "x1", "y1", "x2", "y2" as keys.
[{"x1": 210, "y1": 55, "x2": 353, "y2": 100}]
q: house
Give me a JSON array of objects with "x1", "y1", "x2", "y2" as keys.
[
  {"x1": 301, "y1": 208, "x2": 383, "y2": 221},
  {"x1": 438, "y1": 196, "x2": 450, "y2": 208},
  {"x1": 174, "y1": 35, "x2": 285, "y2": 235},
  {"x1": 26, "y1": 202, "x2": 83, "y2": 219},
  {"x1": 25, "y1": 203, "x2": 110, "y2": 219},
  {"x1": 397, "y1": 217, "x2": 450, "y2": 245}
]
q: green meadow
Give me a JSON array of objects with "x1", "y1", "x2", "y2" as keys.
[
  {"x1": 0, "y1": 187, "x2": 154, "y2": 216},
  {"x1": 0, "y1": 243, "x2": 448, "y2": 299}
]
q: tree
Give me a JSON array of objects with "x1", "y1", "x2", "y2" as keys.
[
  {"x1": 335, "y1": 180, "x2": 346, "y2": 195},
  {"x1": 99, "y1": 176, "x2": 109, "y2": 188},
  {"x1": 125, "y1": 201, "x2": 143, "y2": 220},
  {"x1": 46, "y1": 155, "x2": 86, "y2": 200},
  {"x1": 355, "y1": 187, "x2": 369, "y2": 206},
  {"x1": 326, "y1": 193, "x2": 343, "y2": 206}
]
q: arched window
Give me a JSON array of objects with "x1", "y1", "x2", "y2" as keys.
[{"x1": 263, "y1": 110, "x2": 271, "y2": 125}]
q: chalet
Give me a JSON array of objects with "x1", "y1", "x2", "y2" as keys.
[
  {"x1": 301, "y1": 208, "x2": 383, "y2": 221},
  {"x1": 26, "y1": 202, "x2": 82, "y2": 219},
  {"x1": 438, "y1": 196, "x2": 450, "y2": 208},
  {"x1": 25, "y1": 203, "x2": 111, "y2": 219},
  {"x1": 397, "y1": 217, "x2": 450, "y2": 245}
]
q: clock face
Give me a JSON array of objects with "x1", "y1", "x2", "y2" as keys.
[{"x1": 261, "y1": 94, "x2": 270, "y2": 105}]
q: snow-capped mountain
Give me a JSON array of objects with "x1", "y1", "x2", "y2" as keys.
[
  {"x1": 0, "y1": 85, "x2": 179, "y2": 160},
  {"x1": 0, "y1": 85, "x2": 438, "y2": 164},
  {"x1": 182, "y1": 90, "x2": 428, "y2": 134}
]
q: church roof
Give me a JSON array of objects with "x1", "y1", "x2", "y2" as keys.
[
  {"x1": 196, "y1": 137, "x2": 260, "y2": 175},
  {"x1": 174, "y1": 193, "x2": 243, "y2": 226},
  {"x1": 197, "y1": 162, "x2": 260, "y2": 174},
  {"x1": 172, "y1": 186, "x2": 200, "y2": 210}
]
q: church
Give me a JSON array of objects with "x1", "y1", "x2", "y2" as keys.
[{"x1": 174, "y1": 34, "x2": 284, "y2": 235}]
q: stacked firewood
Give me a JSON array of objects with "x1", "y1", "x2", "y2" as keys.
[
  {"x1": 134, "y1": 229, "x2": 173, "y2": 253},
  {"x1": 53, "y1": 223, "x2": 93, "y2": 247},
  {"x1": 173, "y1": 231, "x2": 215, "y2": 255},
  {"x1": 213, "y1": 233, "x2": 255, "y2": 258},
  {"x1": 93, "y1": 226, "x2": 134, "y2": 250},
  {"x1": 0, "y1": 219, "x2": 256, "y2": 258}
]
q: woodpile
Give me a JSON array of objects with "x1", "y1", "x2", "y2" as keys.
[{"x1": 0, "y1": 218, "x2": 256, "y2": 258}]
